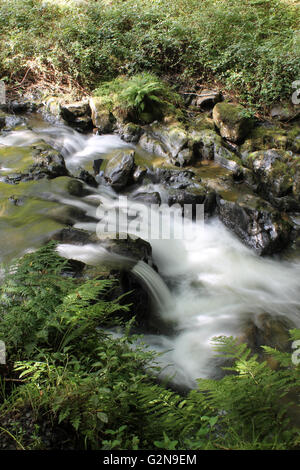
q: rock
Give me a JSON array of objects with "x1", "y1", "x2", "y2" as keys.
[
  {"x1": 104, "y1": 149, "x2": 135, "y2": 190},
  {"x1": 119, "y1": 123, "x2": 143, "y2": 143},
  {"x1": 3, "y1": 114, "x2": 27, "y2": 131},
  {"x1": 9, "y1": 99, "x2": 37, "y2": 113},
  {"x1": 43, "y1": 96, "x2": 62, "y2": 117},
  {"x1": 71, "y1": 168, "x2": 98, "y2": 187},
  {"x1": 191, "y1": 89, "x2": 222, "y2": 110},
  {"x1": 189, "y1": 129, "x2": 220, "y2": 160},
  {"x1": 60, "y1": 102, "x2": 92, "y2": 132},
  {"x1": 150, "y1": 122, "x2": 189, "y2": 162},
  {"x1": 240, "y1": 123, "x2": 300, "y2": 156},
  {"x1": 60, "y1": 101, "x2": 90, "y2": 122},
  {"x1": 150, "y1": 168, "x2": 195, "y2": 187},
  {"x1": 214, "y1": 143, "x2": 243, "y2": 177},
  {"x1": 243, "y1": 149, "x2": 300, "y2": 210},
  {"x1": 47, "y1": 205, "x2": 89, "y2": 225},
  {"x1": 213, "y1": 102, "x2": 252, "y2": 143},
  {"x1": 217, "y1": 193, "x2": 292, "y2": 255},
  {"x1": 0, "y1": 111, "x2": 6, "y2": 129},
  {"x1": 51, "y1": 227, "x2": 152, "y2": 265},
  {"x1": 133, "y1": 165, "x2": 147, "y2": 183},
  {"x1": 138, "y1": 133, "x2": 169, "y2": 159},
  {"x1": 0, "y1": 142, "x2": 68, "y2": 183},
  {"x1": 270, "y1": 102, "x2": 300, "y2": 122},
  {"x1": 238, "y1": 313, "x2": 294, "y2": 356},
  {"x1": 167, "y1": 185, "x2": 206, "y2": 206},
  {"x1": 89, "y1": 96, "x2": 116, "y2": 133},
  {"x1": 132, "y1": 191, "x2": 161, "y2": 205}
]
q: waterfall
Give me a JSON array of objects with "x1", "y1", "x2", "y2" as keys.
[{"x1": 131, "y1": 260, "x2": 174, "y2": 313}]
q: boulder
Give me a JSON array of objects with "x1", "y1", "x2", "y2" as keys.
[
  {"x1": 242, "y1": 149, "x2": 300, "y2": 210},
  {"x1": 89, "y1": 96, "x2": 116, "y2": 133},
  {"x1": 60, "y1": 101, "x2": 90, "y2": 122},
  {"x1": 104, "y1": 149, "x2": 135, "y2": 190},
  {"x1": 213, "y1": 102, "x2": 252, "y2": 143},
  {"x1": 217, "y1": 193, "x2": 292, "y2": 255}
]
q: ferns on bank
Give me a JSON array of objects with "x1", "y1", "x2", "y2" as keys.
[{"x1": 0, "y1": 243, "x2": 299, "y2": 450}]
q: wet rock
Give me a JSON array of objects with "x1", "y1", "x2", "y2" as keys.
[
  {"x1": 188, "y1": 129, "x2": 220, "y2": 160},
  {"x1": 48, "y1": 205, "x2": 89, "y2": 225},
  {"x1": 71, "y1": 167, "x2": 98, "y2": 187},
  {"x1": 213, "y1": 102, "x2": 252, "y2": 143},
  {"x1": 132, "y1": 191, "x2": 161, "y2": 205},
  {"x1": 51, "y1": 227, "x2": 152, "y2": 265},
  {"x1": 104, "y1": 149, "x2": 135, "y2": 190},
  {"x1": 0, "y1": 142, "x2": 68, "y2": 183},
  {"x1": 238, "y1": 313, "x2": 294, "y2": 356},
  {"x1": 89, "y1": 96, "x2": 116, "y2": 133},
  {"x1": 217, "y1": 193, "x2": 292, "y2": 255},
  {"x1": 43, "y1": 96, "x2": 62, "y2": 118},
  {"x1": 133, "y1": 165, "x2": 147, "y2": 183},
  {"x1": 60, "y1": 102, "x2": 92, "y2": 132},
  {"x1": 151, "y1": 168, "x2": 195, "y2": 187}
]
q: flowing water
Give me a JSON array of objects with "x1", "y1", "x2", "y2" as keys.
[{"x1": 1, "y1": 113, "x2": 300, "y2": 388}]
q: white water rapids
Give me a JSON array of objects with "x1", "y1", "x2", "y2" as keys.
[{"x1": 1, "y1": 117, "x2": 300, "y2": 388}]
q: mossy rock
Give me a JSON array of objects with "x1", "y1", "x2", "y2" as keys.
[
  {"x1": 241, "y1": 123, "x2": 300, "y2": 155},
  {"x1": 243, "y1": 149, "x2": 300, "y2": 201},
  {"x1": 0, "y1": 141, "x2": 68, "y2": 183},
  {"x1": 89, "y1": 96, "x2": 116, "y2": 132},
  {"x1": 213, "y1": 102, "x2": 253, "y2": 143}
]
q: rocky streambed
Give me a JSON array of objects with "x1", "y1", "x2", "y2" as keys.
[{"x1": 0, "y1": 91, "x2": 300, "y2": 386}]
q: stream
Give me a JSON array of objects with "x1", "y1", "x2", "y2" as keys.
[{"x1": 1, "y1": 113, "x2": 300, "y2": 389}]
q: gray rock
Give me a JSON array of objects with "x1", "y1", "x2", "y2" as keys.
[
  {"x1": 213, "y1": 102, "x2": 252, "y2": 143},
  {"x1": 104, "y1": 149, "x2": 135, "y2": 190},
  {"x1": 132, "y1": 191, "x2": 161, "y2": 205},
  {"x1": 217, "y1": 193, "x2": 292, "y2": 255}
]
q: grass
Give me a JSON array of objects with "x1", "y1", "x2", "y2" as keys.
[{"x1": 0, "y1": 0, "x2": 299, "y2": 110}]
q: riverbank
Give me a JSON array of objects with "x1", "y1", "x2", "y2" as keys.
[{"x1": 0, "y1": 0, "x2": 299, "y2": 113}]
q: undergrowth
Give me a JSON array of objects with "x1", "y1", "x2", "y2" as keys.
[
  {"x1": 0, "y1": 243, "x2": 299, "y2": 450},
  {"x1": 0, "y1": 0, "x2": 299, "y2": 109}
]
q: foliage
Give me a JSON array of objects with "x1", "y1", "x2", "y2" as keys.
[
  {"x1": 94, "y1": 73, "x2": 181, "y2": 121},
  {"x1": 0, "y1": 0, "x2": 299, "y2": 109},
  {"x1": 0, "y1": 243, "x2": 299, "y2": 450}
]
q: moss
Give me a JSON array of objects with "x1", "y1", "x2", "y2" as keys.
[
  {"x1": 214, "y1": 102, "x2": 247, "y2": 125},
  {"x1": 241, "y1": 124, "x2": 300, "y2": 154}
]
